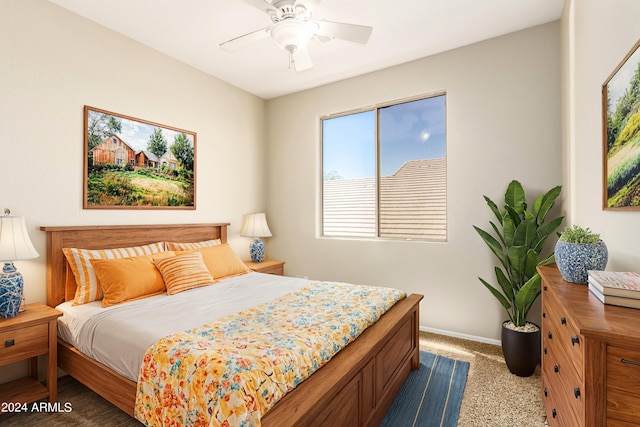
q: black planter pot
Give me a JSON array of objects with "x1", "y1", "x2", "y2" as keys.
[{"x1": 501, "y1": 321, "x2": 541, "y2": 377}]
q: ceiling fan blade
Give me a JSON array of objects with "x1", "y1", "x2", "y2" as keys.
[
  {"x1": 314, "y1": 20, "x2": 373, "y2": 44},
  {"x1": 292, "y1": 47, "x2": 313, "y2": 71},
  {"x1": 220, "y1": 26, "x2": 271, "y2": 52},
  {"x1": 241, "y1": 0, "x2": 278, "y2": 14}
]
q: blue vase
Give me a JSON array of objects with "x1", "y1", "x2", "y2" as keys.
[
  {"x1": 250, "y1": 238, "x2": 265, "y2": 263},
  {"x1": 0, "y1": 262, "x2": 24, "y2": 318},
  {"x1": 555, "y1": 240, "x2": 608, "y2": 284}
]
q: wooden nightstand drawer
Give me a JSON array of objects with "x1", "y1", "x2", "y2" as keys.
[
  {"x1": 0, "y1": 323, "x2": 48, "y2": 365},
  {"x1": 244, "y1": 259, "x2": 285, "y2": 276},
  {"x1": 0, "y1": 303, "x2": 62, "y2": 405}
]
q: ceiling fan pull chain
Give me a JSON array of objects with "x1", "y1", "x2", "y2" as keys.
[{"x1": 287, "y1": 46, "x2": 295, "y2": 70}]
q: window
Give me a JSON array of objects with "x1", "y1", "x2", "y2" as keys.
[{"x1": 321, "y1": 94, "x2": 446, "y2": 241}]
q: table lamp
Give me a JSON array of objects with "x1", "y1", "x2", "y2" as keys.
[
  {"x1": 240, "y1": 213, "x2": 272, "y2": 263},
  {"x1": 0, "y1": 210, "x2": 39, "y2": 318}
]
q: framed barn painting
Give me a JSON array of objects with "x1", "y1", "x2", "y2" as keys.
[
  {"x1": 603, "y1": 39, "x2": 640, "y2": 210},
  {"x1": 83, "y1": 106, "x2": 196, "y2": 209}
]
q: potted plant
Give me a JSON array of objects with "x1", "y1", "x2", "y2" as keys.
[
  {"x1": 473, "y1": 180, "x2": 563, "y2": 377},
  {"x1": 555, "y1": 225, "x2": 607, "y2": 284}
]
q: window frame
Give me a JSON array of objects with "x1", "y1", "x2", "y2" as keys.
[{"x1": 319, "y1": 91, "x2": 447, "y2": 242}]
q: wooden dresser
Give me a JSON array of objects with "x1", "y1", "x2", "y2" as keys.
[{"x1": 539, "y1": 264, "x2": 640, "y2": 426}]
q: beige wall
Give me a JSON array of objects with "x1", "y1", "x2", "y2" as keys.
[
  {"x1": 8, "y1": 0, "x2": 623, "y2": 363},
  {"x1": 563, "y1": 0, "x2": 640, "y2": 271},
  {"x1": 0, "y1": 0, "x2": 267, "y2": 307},
  {"x1": 266, "y1": 22, "x2": 562, "y2": 343}
]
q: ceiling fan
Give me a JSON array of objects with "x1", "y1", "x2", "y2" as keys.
[{"x1": 220, "y1": 0, "x2": 373, "y2": 71}]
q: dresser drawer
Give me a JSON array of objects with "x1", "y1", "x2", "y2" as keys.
[
  {"x1": 607, "y1": 345, "x2": 640, "y2": 423},
  {"x1": 0, "y1": 323, "x2": 49, "y2": 365},
  {"x1": 542, "y1": 285, "x2": 583, "y2": 379},
  {"x1": 543, "y1": 344, "x2": 584, "y2": 424},
  {"x1": 607, "y1": 418, "x2": 640, "y2": 427},
  {"x1": 543, "y1": 374, "x2": 580, "y2": 427}
]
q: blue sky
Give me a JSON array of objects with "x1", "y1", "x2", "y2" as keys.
[
  {"x1": 89, "y1": 109, "x2": 194, "y2": 152},
  {"x1": 323, "y1": 95, "x2": 446, "y2": 179},
  {"x1": 607, "y1": 46, "x2": 640, "y2": 112}
]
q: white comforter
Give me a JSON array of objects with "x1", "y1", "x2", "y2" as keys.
[{"x1": 56, "y1": 272, "x2": 309, "y2": 381}]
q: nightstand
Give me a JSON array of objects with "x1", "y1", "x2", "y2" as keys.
[
  {"x1": 244, "y1": 259, "x2": 285, "y2": 276},
  {"x1": 0, "y1": 303, "x2": 62, "y2": 406}
]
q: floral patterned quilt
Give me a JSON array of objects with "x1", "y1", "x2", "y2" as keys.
[{"x1": 134, "y1": 282, "x2": 406, "y2": 427}]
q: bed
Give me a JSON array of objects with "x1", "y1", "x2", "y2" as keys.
[{"x1": 41, "y1": 223, "x2": 423, "y2": 426}]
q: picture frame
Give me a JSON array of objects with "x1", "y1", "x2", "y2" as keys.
[
  {"x1": 83, "y1": 106, "x2": 196, "y2": 209},
  {"x1": 602, "y1": 38, "x2": 640, "y2": 210}
]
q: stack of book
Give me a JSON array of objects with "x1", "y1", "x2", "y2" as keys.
[{"x1": 587, "y1": 270, "x2": 640, "y2": 309}]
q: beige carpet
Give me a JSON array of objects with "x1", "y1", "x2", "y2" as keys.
[
  {"x1": 1, "y1": 331, "x2": 546, "y2": 426},
  {"x1": 420, "y1": 331, "x2": 547, "y2": 427}
]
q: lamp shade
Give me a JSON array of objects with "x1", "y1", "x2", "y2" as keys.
[
  {"x1": 0, "y1": 215, "x2": 39, "y2": 262},
  {"x1": 240, "y1": 213, "x2": 272, "y2": 238}
]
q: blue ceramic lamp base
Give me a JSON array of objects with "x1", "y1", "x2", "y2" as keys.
[
  {"x1": 0, "y1": 262, "x2": 24, "y2": 318},
  {"x1": 250, "y1": 238, "x2": 266, "y2": 263}
]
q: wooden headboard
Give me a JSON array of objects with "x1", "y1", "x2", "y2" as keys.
[{"x1": 40, "y1": 223, "x2": 229, "y2": 308}]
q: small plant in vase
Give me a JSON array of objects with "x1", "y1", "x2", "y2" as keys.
[{"x1": 555, "y1": 225, "x2": 608, "y2": 284}]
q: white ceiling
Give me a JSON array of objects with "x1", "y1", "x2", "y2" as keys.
[{"x1": 48, "y1": 0, "x2": 565, "y2": 100}]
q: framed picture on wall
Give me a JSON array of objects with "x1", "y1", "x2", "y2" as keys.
[
  {"x1": 83, "y1": 106, "x2": 196, "y2": 209},
  {"x1": 602, "y1": 39, "x2": 640, "y2": 210}
]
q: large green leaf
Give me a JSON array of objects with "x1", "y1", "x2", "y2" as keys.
[
  {"x1": 524, "y1": 249, "x2": 539, "y2": 278},
  {"x1": 533, "y1": 185, "x2": 562, "y2": 225},
  {"x1": 533, "y1": 216, "x2": 564, "y2": 252},
  {"x1": 505, "y1": 180, "x2": 526, "y2": 214},
  {"x1": 494, "y1": 266, "x2": 514, "y2": 302},
  {"x1": 502, "y1": 214, "x2": 516, "y2": 247},
  {"x1": 513, "y1": 216, "x2": 536, "y2": 247},
  {"x1": 489, "y1": 221, "x2": 506, "y2": 247},
  {"x1": 479, "y1": 277, "x2": 512, "y2": 310},
  {"x1": 483, "y1": 195, "x2": 502, "y2": 225},
  {"x1": 473, "y1": 226, "x2": 508, "y2": 269},
  {"x1": 515, "y1": 274, "x2": 541, "y2": 314},
  {"x1": 507, "y1": 244, "x2": 528, "y2": 277},
  {"x1": 504, "y1": 205, "x2": 521, "y2": 228}
]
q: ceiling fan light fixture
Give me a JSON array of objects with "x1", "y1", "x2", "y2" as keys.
[{"x1": 270, "y1": 20, "x2": 316, "y2": 53}]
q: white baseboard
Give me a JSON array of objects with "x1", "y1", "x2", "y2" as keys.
[{"x1": 419, "y1": 326, "x2": 502, "y2": 347}]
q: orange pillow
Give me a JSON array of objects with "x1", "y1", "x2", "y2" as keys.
[
  {"x1": 165, "y1": 239, "x2": 221, "y2": 251},
  {"x1": 154, "y1": 251, "x2": 215, "y2": 295},
  {"x1": 63, "y1": 242, "x2": 165, "y2": 305},
  {"x1": 90, "y1": 252, "x2": 172, "y2": 307},
  {"x1": 196, "y1": 244, "x2": 251, "y2": 280}
]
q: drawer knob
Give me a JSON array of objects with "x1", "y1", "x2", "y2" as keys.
[
  {"x1": 561, "y1": 316, "x2": 566, "y2": 325},
  {"x1": 544, "y1": 387, "x2": 548, "y2": 397},
  {"x1": 543, "y1": 312, "x2": 546, "y2": 318},
  {"x1": 5, "y1": 339, "x2": 15, "y2": 347},
  {"x1": 552, "y1": 409, "x2": 557, "y2": 419},
  {"x1": 554, "y1": 365, "x2": 559, "y2": 373},
  {"x1": 571, "y1": 336, "x2": 580, "y2": 346},
  {"x1": 574, "y1": 387, "x2": 581, "y2": 398},
  {"x1": 547, "y1": 332, "x2": 553, "y2": 339},
  {"x1": 544, "y1": 285, "x2": 548, "y2": 291},
  {"x1": 621, "y1": 358, "x2": 640, "y2": 366},
  {"x1": 544, "y1": 347, "x2": 547, "y2": 355}
]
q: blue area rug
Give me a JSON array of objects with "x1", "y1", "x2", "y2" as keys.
[{"x1": 381, "y1": 351, "x2": 470, "y2": 427}]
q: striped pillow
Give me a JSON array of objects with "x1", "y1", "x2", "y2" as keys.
[
  {"x1": 63, "y1": 242, "x2": 165, "y2": 305},
  {"x1": 154, "y1": 251, "x2": 215, "y2": 295},
  {"x1": 165, "y1": 239, "x2": 221, "y2": 251}
]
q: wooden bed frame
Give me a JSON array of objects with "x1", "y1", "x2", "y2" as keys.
[{"x1": 41, "y1": 223, "x2": 423, "y2": 427}]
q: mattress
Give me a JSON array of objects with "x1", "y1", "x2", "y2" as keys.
[{"x1": 56, "y1": 272, "x2": 309, "y2": 381}]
